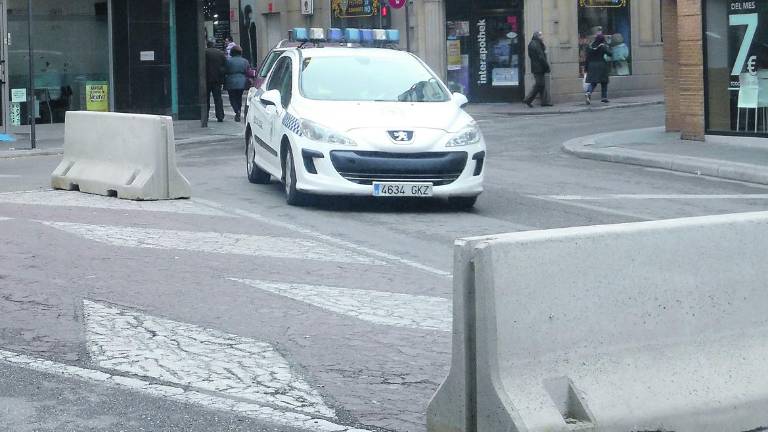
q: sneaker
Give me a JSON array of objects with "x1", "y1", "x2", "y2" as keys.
[
  {"x1": 601, "y1": 99, "x2": 609, "y2": 103},
  {"x1": 234, "y1": 114, "x2": 241, "y2": 122},
  {"x1": 523, "y1": 101, "x2": 533, "y2": 108},
  {"x1": 585, "y1": 93, "x2": 591, "y2": 105}
]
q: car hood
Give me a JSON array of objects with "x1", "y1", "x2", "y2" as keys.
[{"x1": 293, "y1": 100, "x2": 472, "y2": 133}]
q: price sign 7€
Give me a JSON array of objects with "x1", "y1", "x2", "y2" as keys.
[{"x1": 729, "y1": 13, "x2": 758, "y2": 76}]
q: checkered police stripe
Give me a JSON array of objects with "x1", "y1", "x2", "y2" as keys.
[{"x1": 282, "y1": 112, "x2": 302, "y2": 136}]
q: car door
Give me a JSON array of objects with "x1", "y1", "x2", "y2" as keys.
[
  {"x1": 268, "y1": 56, "x2": 294, "y2": 151},
  {"x1": 250, "y1": 57, "x2": 288, "y2": 173}
]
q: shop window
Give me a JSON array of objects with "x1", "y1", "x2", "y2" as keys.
[
  {"x1": 705, "y1": 0, "x2": 768, "y2": 136},
  {"x1": 7, "y1": 0, "x2": 110, "y2": 125},
  {"x1": 578, "y1": 0, "x2": 632, "y2": 77}
]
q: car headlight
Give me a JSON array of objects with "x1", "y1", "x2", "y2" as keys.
[
  {"x1": 300, "y1": 119, "x2": 357, "y2": 146},
  {"x1": 446, "y1": 122, "x2": 482, "y2": 147}
]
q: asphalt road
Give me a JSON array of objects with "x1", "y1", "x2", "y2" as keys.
[{"x1": 2, "y1": 105, "x2": 768, "y2": 432}]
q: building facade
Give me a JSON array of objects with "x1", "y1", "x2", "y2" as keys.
[
  {"x1": 231, "y1": 0, "x2": 664, "y2": 104},
  {"x1": 664, "y1": 0, "x2": 768, "y2": 141},
  {"x1": 0, "y1": 0, "x2": 204, "y2": 135}
]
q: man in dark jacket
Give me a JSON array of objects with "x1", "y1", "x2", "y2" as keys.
[
  {"x1": 205, "y1": 40, "x2": 226, "y2": 122},
  {"x1": 523, "y1": 31, "x2": 551, "y2": 108}
]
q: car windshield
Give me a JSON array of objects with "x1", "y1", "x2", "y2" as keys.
[
  {"x1": 300, "y1": 54, "x2": 450, "y2": 102},
  {"x1": 259, "y1": 51, "x2": 283, "y2": 78}
]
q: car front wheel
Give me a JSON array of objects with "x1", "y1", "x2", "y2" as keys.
[
  {"x1": 246, "y1": 133, "x2": 271, "y2": 184},
  {"x1": 283, "y1": 146, "x2": 309, "y2": 206}
]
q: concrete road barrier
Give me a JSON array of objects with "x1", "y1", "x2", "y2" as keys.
[
  {"x1": 428, "y1": 212, "x2": 768, "y2": 432},
  {"x1": 51, "y1": 112, "x2": 191, "y2": 200}
]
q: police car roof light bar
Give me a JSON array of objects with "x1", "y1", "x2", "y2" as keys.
[
  {"x1": 360, "y1": 29, "x2": 374, "y2": 46},
  {"x1": 344, "y1": 28, "x2": 361, "y2": 44},
  {"x1": 328, "y1": 28, "x2": 343, "y2": 43},
  {"x1": 292, "y1": 27, "x2": 309, "y2": 42},
  {"x1": 308, "y1": 28, "x2": 326, "y2": 42}
]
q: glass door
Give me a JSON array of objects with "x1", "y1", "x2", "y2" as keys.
[
  {"x1": 470, "y1": 10, "x2": 523, "y2": 102},
  {"x1": 0, "y1": 0, "x2": 6, "y2": 133}
]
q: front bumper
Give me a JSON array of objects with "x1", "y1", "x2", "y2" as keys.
[{"x1": 292, "y1": 141, "x2": 486, "y2": 198}]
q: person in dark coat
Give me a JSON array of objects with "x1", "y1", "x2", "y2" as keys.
[
  {"x1": 585, "y1": 34, "x2": 612, "y2": 104},
  {"x1": 205, "y1": 40, "x2": 226, "y2": 122},
  {"x1": 523, "y1": 31, "x2": 551, "y2": 108},
  {"x1": 224, "y1": 45, "x2": 252, "y2": 122}
]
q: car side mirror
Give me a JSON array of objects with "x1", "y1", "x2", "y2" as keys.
[
  {"x1": 452, "y1": 92, "x2": 469, "y2": 108},
  {"x1": 260, "y1": 89, "x2": 281, "y2": 107}
]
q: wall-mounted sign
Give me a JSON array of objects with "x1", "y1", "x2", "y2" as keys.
[
  {"x1": 10, "y1": 88, "x2": 26, "y2": 103},
  {"x1": 579, "y1": 0, "x2": 627, "y2": 7},
  {"x1": 331, "y1": 0, "x2": 379, "y2": 18},
  {"x1": 140, "y1": 51, "x2": 155, "y2": 62},
  {"x1": 301, "y1": 0, "x2": 314, "y2": 15},
  {"x1": 86, "y1": 82, "x2": 109, "y2": 112}
]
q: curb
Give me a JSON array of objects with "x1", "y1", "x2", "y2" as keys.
[
  {"x1": 0, "y1": 135, "x2": 242, "y2": 159},
  {"x1": 562, "y1": 129, "x2": 768, "y2": 185},
  {"x1": 467, "y1": 100, "x2": 663, "y2": 117}
]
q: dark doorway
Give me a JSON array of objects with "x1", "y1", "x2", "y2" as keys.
[{"x1": 446, "y1": 0, "x2": 524, "y2": 102}]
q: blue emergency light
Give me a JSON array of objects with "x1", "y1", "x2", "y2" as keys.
[
  {"x1": 386, "y1": 29, "x2": 400, "y2": 44},
  {"x1": 292, "y1": 27, "x2": 309, "y2": 42},
  {"x1": 360, "y1": 29, "x2": 374, "y2": 45},
  {"x1": 344, "y1": 28, "x2": 361, "y2": 44},
  {"x1": 328, "y1": 28, "x2": 343, "y2": 43}
]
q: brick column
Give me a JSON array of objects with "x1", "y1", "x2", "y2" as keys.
[
  {"x1": 676, "y1": 0, "x2": 705, "y2": 140},
  {"x1": 662, "y1": 0, "x2": 681, "y2": 132}
]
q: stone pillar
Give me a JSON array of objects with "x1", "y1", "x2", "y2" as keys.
[{"x1": 415, "y1": 0, "x2": 446, "y2": 80}]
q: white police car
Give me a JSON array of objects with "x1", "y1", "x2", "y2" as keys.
[{"x1": 244, "y1": 28, "x2": 485, "y2": 209}]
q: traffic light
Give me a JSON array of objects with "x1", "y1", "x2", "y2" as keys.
[{"x1": 379, "y1": 4, "x2": 391, "y2": 29}]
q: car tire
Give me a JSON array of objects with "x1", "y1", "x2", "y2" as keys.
[
  {"x1": 283, "y1": 146, "x2": 309, "y2": 206},
  {"x1": 246, "y1": 133, "x2": 271, "y2": 184},
  {"x1": 447, "y1": 196, "x2": 478, "y2": 210}
]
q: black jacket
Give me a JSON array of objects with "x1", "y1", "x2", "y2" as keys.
[
  {"x1": 585, "y1": 42, "x2": 612, "y2": 84},
  {"x1": 528, "y1": 38, "x2": 550, "y2": 75},
  {"x1": 205, "y1": 47, "x2": 227, "y2": 84}
]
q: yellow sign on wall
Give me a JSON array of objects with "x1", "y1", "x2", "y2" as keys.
[{"x1": 86, "y1": 82, "x2": 109, "y2": 112}]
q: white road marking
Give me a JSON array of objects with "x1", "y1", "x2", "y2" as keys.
[
  {"x1": 83, "y1": 300, "x2": 333, "y2": 417},
  {"x1": 538, "y1": 193, "x2": 768, "y2": 201},
  {"x1": 0, "y1": 174, "x2": 21, "y2": 178},
  {"x1": 528, "y1": 195, "x2": 654, "y2": 221},
  {"x1": 229, "y1": 278, "x2": 452, "y2": 332},
  {"x1": 39, "y1": 221, "x2": 383, "y2": 265},
  {"x1": 0, "y1": 349, "x2": 370, "y2": 431},
  {"x1": 0, "y1": 217, "x2": 11, "y2": 221},
  {"x1": 193, "y1": 198, "x2": 453, "y2": 278},
  {"x1": 0, "y1": 190, "x2": 231, "y2": 217}
]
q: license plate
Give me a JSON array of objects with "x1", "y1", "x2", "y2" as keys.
[{"x1": 373, "y1": 182, "x2": 433, "y2": 197}]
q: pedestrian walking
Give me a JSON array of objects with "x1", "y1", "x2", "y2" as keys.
[
  {"x1": 224, "y1": 45, "x2": 251, "y2": 123},
  {"x1": 225, "y1": 36, "x2": 236, "y2": 58},
  {"x1": 205, "y1": 40, "x2": 226, "y2": 122},
  {"x1": 584, "y1": 34, "x2": 612, "y2": 104},
  {"x1": 523, "y1": 31, "x2": 552, "y2": 108}
]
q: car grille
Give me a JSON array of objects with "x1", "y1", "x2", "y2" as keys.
[{"x1": 330, "y1": 151, "x2": 468, "y2": 186}]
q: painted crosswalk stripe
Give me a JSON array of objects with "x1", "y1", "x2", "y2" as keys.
[
  {"x1": 229, "y1": 278, "x2": 451, "y2": 332},
  {"x1": 0, "y1": 174, "x2": 21, "y2": 178},
  {"x1": 0, "y1": 349, "x2": 369, "y2": 432},
  {"x1": 39, "y1": 221, "x2": 383, "y2": 265},
  {"x1": 0, "y1": 217, "x2": 11, "y2": 221},
  {"x1": 194, "y1": 198, "x2": 453, "y2": 278},
  {"x1": 0, "y1": 190, "x2": 231, "y2": 216},
  {"x1": 84, "y1": 300, "x2": 334, "y2": 417},
  {"x1": 537, "y1": 193, "x2": 768, "y2": 201}
]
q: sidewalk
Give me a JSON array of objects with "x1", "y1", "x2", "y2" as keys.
[
  {"x1": 465, "y1": 94, "x2": 663, "y2": 117},
  {"x1": 563, "y1": 126, "x2": 768, "y2": 185},
  {"x1": 0, "y1": 119, "x2": 244, "y2": 159}
]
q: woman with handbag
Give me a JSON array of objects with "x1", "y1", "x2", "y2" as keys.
[
  {"x1": 584, "y1": 34, "x2": 612, "y2": 104},
  {"x1": 224, "y1": 45, "x2": 252, "y2": 122}
]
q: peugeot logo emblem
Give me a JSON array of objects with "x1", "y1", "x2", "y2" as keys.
[{"x1": 388, "y1": 130, "x2": 414, "y2": 143}]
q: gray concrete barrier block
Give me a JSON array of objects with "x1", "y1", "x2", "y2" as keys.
[
  {"x1": 428, "y1": 212, "x2": 768, "y2": 432},
  {"x1": 51, "y1": 111, "x2": 191, "y2": 200}
]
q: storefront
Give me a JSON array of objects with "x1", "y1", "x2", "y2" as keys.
[
  {"x1": 0, "y1": 0, "x2": 203, "y2": 136},
  {"x1": 445, "y1": 0, "x2": 524, "y2": 102},
  {"x1": 704, "y1": 0, "x2": 768, "y2": 137},
  {"x1": 441, "y1": 0, "x2": 662, "y2": 103}
]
